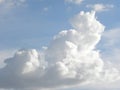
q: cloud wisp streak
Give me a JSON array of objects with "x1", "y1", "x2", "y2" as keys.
[
  {"x1": 86, "y1": 4, "x2": 114, "y2": 12},
  {"x1": 0, "y1": 0, "x2": 26, "y2": 14},
  {"x1": 65, "y1": 0, "x2": 83, "y2": 4}
]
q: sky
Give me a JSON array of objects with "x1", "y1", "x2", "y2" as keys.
[{"x1": 0, "y1": 0, "x2": 120, "y2": 90}]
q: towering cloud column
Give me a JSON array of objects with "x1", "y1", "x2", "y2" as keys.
[{"x1": 45, "y1": 11, "x2": 105, "y2": 81}]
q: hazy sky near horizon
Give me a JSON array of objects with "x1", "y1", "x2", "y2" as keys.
[{"x1": 0, "y1": 0, "x2": 120, "y2": 90}]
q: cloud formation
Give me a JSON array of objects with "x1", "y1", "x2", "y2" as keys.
[
  {"x1": 86, "y1": 4, "x2": 114, "y2": 12},
  {"x1": 0, "y1": 11, "x2": 120, "y2": 90},
  {"x1": 65, "y1": 0, "x2": 83, "y2": 4}
]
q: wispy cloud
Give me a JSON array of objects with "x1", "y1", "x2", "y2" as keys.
[
  {"x1": 103, "y1": 28, "x2": 120, "y2": 47},
  {"x1": 43, "y1": 7, "x2": 49, "y2": 12},
  {"x1": 100, "y1": 28, "x2": 120, "y2": 64},
  {"x1": 0, "y1": 0, "x2": 26, "y2": 14},
  {"x1": 86, "y1": 4, "x2": 114, "y2": 12},
  {"x1": 0, "y1": 0, "x2": 26, "y2": 7},
  {"x1": 65, "y1": 0, "x2": 83, "y2": 4},
  {"x1": 0, "y1": 49, "x2": 16, "y2": 68}
]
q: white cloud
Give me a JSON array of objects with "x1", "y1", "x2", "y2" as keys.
[
  {"x1": 0, "y1": 11, "x2": 120, "y2": 90},
  {"x1": 65, "y1": 0, "x2": 83, "y2": 4},
  {"x1": 86, "y1": 4, "x2": 114, "y2": 12}
]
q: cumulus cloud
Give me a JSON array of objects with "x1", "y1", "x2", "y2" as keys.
[
  {"x1": 65, "y1": 0, "x2": 83, "y2": 4},
  {"x1": 86, "y1": 4, "x2": 114, "y2": 12},
  {"x1": 0, "y1": 11, "x2": 120, "y2": 90}
]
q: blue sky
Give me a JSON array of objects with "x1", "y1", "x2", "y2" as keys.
[
  {"x1": 0, "y1": 0, "x2": 119, "y2": 50},
  {"x1": 0, "y1": 0, "x2": 120, "y2": 90}
]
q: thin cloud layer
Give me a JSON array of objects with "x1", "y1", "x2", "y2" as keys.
[
  {"x1": 0, "y1": 0, "x2": 26, "y2": 6},
  {"x1": 0, "y1": 11, "x2": 120, "y2": 90},
  {"x1": 0, "y1": 0, "x2": 26, "y2": 13},
  {"x1": 100, "y1": 28, "x2": 120, "y2": 64},
  {"x1": 86, "y1": 4, "x2": 114, "y2": 12},
  {"x1": 65, "y1": 0, "x2": 83, "y2": 4}
]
